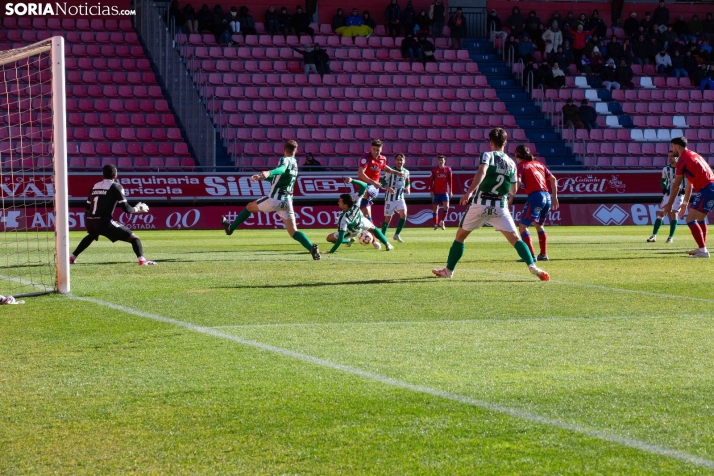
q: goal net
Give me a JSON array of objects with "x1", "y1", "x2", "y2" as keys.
[{"x1": 0, "y1": 37, "x2": 69, "y2": 297}]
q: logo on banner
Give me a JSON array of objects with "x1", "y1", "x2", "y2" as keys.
[
  {"x1": 0, "y1": 210, "x2": 21, "y2": 228},
  {"x1": 593, "y1": 205, "x2": 629, "y2": 225},
  {"x1": 118, "y1": 213, "x2": 156, "y2": 229},
  {"x1": 607, "y1": 175, "x2": 626, "y2": 193},
  {"x1": 406, "y1": 210, "x2": 434, "y2": 225},
  {"x1": 298, "y1": 178, "x2": 350, "y2": 194},
  {"x1": 166, "y1": 209, "x2": 200, "y2": 229}
]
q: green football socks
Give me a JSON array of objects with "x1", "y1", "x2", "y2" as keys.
[
  {"x1": 652, "y1": 217, "x2": 663, "y2": 236},
  {"x1": 396, "y1": 218, "x2": 406, "y2": 235},
  {"x1": 372, "y1": 228, "x2": 389, "y2": 245},
  {"x1": 381, "y1": 221, "x2": 389, "y2": 235},
  {"x1": 230, "y1": 208, "x2": 252, "y2": 232},
  {"x1": 514, "y1": 240, "x2": 535, "y2": 266},
  {"x1": 669, "y1": 220, "x2": 678, "y2": 238},
  {"x1": 292, "y1": 231, "x2": 313, "y2": 251},
  {"x1": 446, "y1": 240, "x2": 465, "y2": 271}
]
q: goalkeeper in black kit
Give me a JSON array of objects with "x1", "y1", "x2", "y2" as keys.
[{"x1": 70, "y1": 164, "x2": 157, "y2": 265}]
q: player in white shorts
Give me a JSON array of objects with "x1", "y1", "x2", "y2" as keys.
[
  {"x1": 380, "y1": 154, "x2": 410, "y2": 243},
  {"x1": 648, "y1": 150, "x2": 687, "y2": 243},
  {"x1": 432, "y1": 128, "x2": 550, "y2": 281}
]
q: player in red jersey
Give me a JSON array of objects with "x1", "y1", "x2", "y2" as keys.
[
  {"x1": 662, "y1": 137, "x2": 714, "y2": 258},
  {"x1": 356, "y1": 139, "x2": 404, "y2": 221},
  {"x1": 429, "y1": 155, "x2": 453, "y2": 230},
  {"x1": 511, "y1": 145, "x2": 559, "y2": 261}
]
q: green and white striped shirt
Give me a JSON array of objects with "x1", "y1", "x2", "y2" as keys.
[
  {"x1": 475, "y1": 151, "x2": 516, "y2": 201},
  {"x1": 662, "y1": 165, "x2": 686, "y2": 195},
  {"x1": 382, "y1": 168, "x2": 410, "y2": 201},
  {"x1": 268, "y1": 156, "x2": 298, "y2": 199}
]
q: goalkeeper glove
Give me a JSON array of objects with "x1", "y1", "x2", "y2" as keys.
[{"x1": 134, "y1": 202, "x2": 150, "y2": 213}]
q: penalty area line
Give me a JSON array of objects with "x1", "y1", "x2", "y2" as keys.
[{"x1": 67, "y1": 293, "x2": 714, "y2": 470}]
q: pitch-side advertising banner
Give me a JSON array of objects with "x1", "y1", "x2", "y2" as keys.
[
  {"x1": 0, "y1": 171, "x2": 663, "y2": 201},
  {"x1": 3, "y1": 203, "x2": 711, "y2": 231}
]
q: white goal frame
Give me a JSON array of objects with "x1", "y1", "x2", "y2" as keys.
[{"x1": 0, "y1": 37, "x2": 69, "y2": 294}]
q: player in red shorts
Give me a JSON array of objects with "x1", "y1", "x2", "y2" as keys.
[
  {"x1": 511, "y1": 145, "x2": 559, "y2": 261},
  {"x1": 356, "y1": 139, "x2": 404, "y2": 221},
  {"x1": 430, "y1": 155, "x2": 453, "y2": 230},
  {"x1": 662, "y1": 136, "x2": 714, "y2": 258}
]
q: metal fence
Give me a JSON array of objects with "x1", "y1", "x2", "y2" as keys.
[
  {"x1": 134, "y1": 0, "x2": 216, "y2": 168},
  {"x1": 448, "y1": 7, "x2": 487, "y2": 38}
]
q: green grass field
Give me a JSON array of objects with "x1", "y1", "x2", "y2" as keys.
[{"x1": 3, "y1": 226, "x2": 714, "y2": 474}]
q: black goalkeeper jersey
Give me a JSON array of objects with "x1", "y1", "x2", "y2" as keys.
[{"x1": 86, "y1": 179, "x2": 135, "y2": 220}]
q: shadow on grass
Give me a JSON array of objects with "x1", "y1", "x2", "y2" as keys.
[{"x1": 215, "y1": 276, "x2": 530, "y2": 289}]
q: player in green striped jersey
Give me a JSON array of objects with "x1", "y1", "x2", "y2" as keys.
[
  {"x1": 432, "y1": 128, "x2": 550, "y2": 281},
  {"x1": 380, "y1": 154, "x2": 410, "y2": 243},
  {"x1": 647, "y1": 150, "x2": 687, "y2": 243},
  {"x1": 324, "y1": 178, "x2": 394, "y2": 253},
  {"x1": 221, "y1": 140, "x2": 321, "y2": 260}
]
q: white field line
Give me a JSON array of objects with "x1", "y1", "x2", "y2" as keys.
[
  {"x1": 330, "y1": 257, "x2": 714, "y2": 304},
  {"x1": 68, "y1": 294, "x2": 714, "y2": 470},
  {"x1": 210, "y1": 313, "x2": 709, "y2": 329}
]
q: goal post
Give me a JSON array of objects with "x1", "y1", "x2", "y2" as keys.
[{"x1": 0, "y1": 36, "x2": 69, "y2": 297}]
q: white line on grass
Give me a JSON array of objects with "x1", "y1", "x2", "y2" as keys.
[
  {"x1": 330, "y1": 257, "x2": 714, "y2": 304},
  {"x1": 68, "y1": 293, "x2": 714, "y2": 470}
]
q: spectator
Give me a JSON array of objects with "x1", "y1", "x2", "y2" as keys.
[
  {"x1": 701, "y1": 65, "x2": 714, "y2": 92},
  {"x1": 640, "y1": 12, "x2": 654, "y2": 32},
  {"x1": 620, "y1": 38, "x2": 635, "y2": 64},
  {"x1": 563, "y1": 11, "x2": 578, "y2": 41},
  {"x1": 265, "y1": 6, "x2": 280, "y2": 35},
  {"x1": 578, "y1": 13, "x2": 588, "y2": 27},
  {"x1": 289, "y1": 44, "x2": 318, "y2": 75},
  {"x1": 292, "y1": 5, "x2": 315, "y2": 40},
  {"x1": 279, "y1": 7, "x2": 296, "y2": 36},
  {"x1": 518, "y1": 34, "x2": 535, "y2": 63},
  {"x1": 703, "y1": 13, "x2": 714, "y2": 41},
  {"x1": 684, "y1": 49, "x2": 699, "y2": 77},
  {"x1": 196, "y1": 4, "x2": 215, "y2": 32},
  {"x1": 238, "y1": 6, "x2": 257, "y2": 38},
  {"x1": 182, "y1": 4, "x2": 199, "y2": 33},
  {"x1": 448, "y1": 7, "x2": 466, "y2": 50},
  {"x1": 302, "y1": 153, "x2": 324, "y2": 171},
  {"x1": 385, "y1": 0, "x2": 402, "y2": 39},
  {"x1": 419, "y1": 35, "x2": 437, "y2": 62},
  {"x1": 562, "y1": 98, "x2": 584, "y2": 129},
  {"x1": 167, "y1": 0, "x2": 185, "y2": 31},
  {"x1": 314, "y1": 44, "x2": 331, "y2": 77},
  {"x1": 547, "y1": 45, "x2": 566, "y2": 67},
  {"x1": 692, "y1": 63, "x2": 709, "y2": 87},
  {"x1": 401, "y1": 0, "x2": 416, "y2": 38},
  {"x1": 590, "y1": 47, "x2": 605, "y2": 74},
  {"x1": 336, "y1": 8, "x2": 372, "y2": 37},
  {"x1": 586, "y1": 10, "x2": 607, "y2": 38},
  {"x1": 548, "y1": 11, "x2": 564, "y2": 31},
  {"x1": 652, "y1": 1, "x2": 670, "y2": 31},
  {"x1": 632, "y1": 34, "x2": 649, "y2": 65},
  {"x1": 215, "y1": 18, "x2": 234, "y2": 45},
  {"x1": 212, "y1": 5, "x2": 225, "y2": 26},
  {"x1": 579, "y1": 99, "x2": 598, "y2": 131},
  {"x1": 607, "y1": 35, "x2": 622, "y2": 61},
  {"x1": 616, "y1": 58, "x2": 635, "y2": 89},
  {"x1": 647, "y1": 37, "x2": 662, "y2": 63},
  {"x1": 579, "y1": 51, "x2": 592, "y2": 75},
  {"x1": 542, "y1": 21, "x2": 563, "y2": 55},
  {"x1": 429, "y1": 0, "x2": 446, "y2": 41},
  {"x1": 504, "y1": 34, "x2": 518, "y2": 61},
  {"x1": 488, "y1": 9, "x2": 508, "y2": 41},
  {"x1": 536, "y1": 62, "x2": 551, "y2": 88},
  {"x1": 401, "y1": 33, "x2": 424, "y2": 62},
  {"x1": 332, "y1": 8, "x2": 346, "y2": 32},
  {"x1": 363, "y1": 11, "x2": 377, "y2": 30},
  {"x1": 670, "y1": 50, "x2": 687, "y2": 78},
  {"x1": 690, "y1": 15, "x2": 704, "y2": 38},
  {"x1": 674, "y1": 15, "x2": 695, "y2": 42},
  {"x1": 700, "y1": 39, "x2": 713, "y2": 61},
  {"x1": 566, "y1": 23, "x2": 596, "y2": 68},
  {"x1": 505, "y1": 7, "x2": 525, "y2": 38},
  {"x1": 523, "y1": 59, "x2": 537, "y2": 84},
  {"x1": 415, "y1": 9, "x2": 431, "y2": 36},
  {"x1": 551, "y1": 62, "x2": 566, "y2": 88},
  {"x1": 661, "y1": 24, "x2": 678, "y2": 50},
  {"x1": 562, "y1": 40, "x2": 574, "y2": 65},
  {"x1": 584, "y1": 34, "x2": 600, "y2": 58},
  {"x1": 525, "y1": 10, "x2": 542, "y2": 40},
  {"x1": 600, "y1": 58, "x2": 620, "y2": 90},
  {"x1": 624, "y1": 12, "x2": 639, "y2": 38}
]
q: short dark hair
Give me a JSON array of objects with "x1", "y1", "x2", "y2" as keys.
[
  {"x1": 438, "y1": 155, "x2": 446, "y2": 160},
  {"x1": 340, "y1": 193, "x2": 355, "y2": 208},
  {"x1": 102, "y1": 164, "x2": 117, "y2": 179},
  {"x1": 395, "y1": 153, "x2": 405, "y2": 159},
  {"x1": 284, "y1": 140, "x2": 298, "y2": 154},
  {"x1": 371, "y1": 139, "x2": 383, "y2": 147},
  {"x1": 670, "y1": 137, "x2": 687, "y2": 148},
  {"x1": 489, "y1": 128, "x2": 508, "y2": 148}
]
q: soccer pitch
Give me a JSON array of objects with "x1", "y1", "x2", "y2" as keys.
[{"x1": 3, "y1": 226, "x2": 714, "y2": 474}]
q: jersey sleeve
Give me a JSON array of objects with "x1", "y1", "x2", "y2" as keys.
[
  {"x1": 478, "y1": 152, "x2": 490, "y2": 166},
  {"x1": 267, "y1": 157, "x2": 288, "y2": 177},
  {"x1": 352, "y1": 179, "x2": 368, "y2": 195},
  {"x1": 113, "y1": 184, "x2": 136, "y2": 214},
  {"x1": 329, "y1": 230, "x2": 346, "y2": 253}
]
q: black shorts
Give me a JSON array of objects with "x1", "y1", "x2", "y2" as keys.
[{"x1": 86, "y1": 218, "x2": 134, "y2": 243}]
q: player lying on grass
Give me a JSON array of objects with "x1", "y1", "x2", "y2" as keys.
[
  {"x1": 662, "y1": 136, "x2": 714, "y2": 258},
  {"x1": 512, "y1": 145, "x2": 558, "y2": 262},
  {"x1": 222, "y1": 140, "x2": 321, "y2": 260},
  {"x1": 324, "y1": 178, "x2": 394, "y2": 253},
  {"x1": 380, "y1": 153, "x2": 410, "y2": 243},
  {"x1": 70, "y1": 164, "x2": 157, "y2": 266},
  {"x1": 432, "y1": 128, "x2": 550, "y2": 281},
  {"x1": 648, "y1": 150, "x2": 686, "y2": 243}
]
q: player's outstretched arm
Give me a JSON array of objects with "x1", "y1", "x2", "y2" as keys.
[
  {"x1": 549, "y1": 175, "x2": 559, "y2": 210},
  {"x1": 358, "y1": 167, "x2": 382, "y2": 187},
  {"x1": 383, "y1": 165, "x2": 405, "y2": 177},
  {"x1": 326, "y1": 230, "x2": 347, "y2": 254}
]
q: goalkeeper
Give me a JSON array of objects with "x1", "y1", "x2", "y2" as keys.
[
  {"x1": 324, "y1": 178, "x2": 393, "y2": 253},
  {"x1": 70, "y1": 164, "x2": 157, "y2": 265}
]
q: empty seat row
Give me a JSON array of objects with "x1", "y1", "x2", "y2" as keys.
[
  {"x1": 0, "y1": 142, "x2": 52, "y2": 155},
  {"x1": 578, "y1": 142, "x2": 714, "y2": 156},
  {"x1": 637, "y1": 76, "x2": 693, "y2": 89},
  {"x1": 630, "y1": 116, "x2": 689, "y2": 129},
  {"x1": 222, "y1": 113, "x2": 518, "y2": 128},
  {"x1": 67, "y1": 113, "x2": 176, "y2": 127},
  {"x1": 210, "y1": 84, "x2": 496, "y2": 101},
  {"x1": 1, "y1": 156, "x2": 53, "y2": 171},
  {"x1": 66, "y1": 70, "x2": 157, "y2": 85},
  {"x1": 622, "y1": 102, "x2": 714, "y2": 115},
  {"x1": 219, "y1": 100, "x2": 507, "y2": 115},
  {"x1": 228, "y1": 127, "x2": 526, "y2": 143},
  {"x1": 0, "y1": 126, "x2": 53, "y2": 141},
  {"x1": 68, "y1": 142, "x2": 190, "y2": 157},
  {"x1": 611, "y1": 89, "x2": 714, "y2": 102},
  {"x1": 565, "y1": 128, "x2": 683, "y2": 142},
  {"x1": 67, "y1": 44, "x2": 145, "y2": 58},
  {"x1": 0, "y1": 111, "x2": 51, "y2": 126},
  {"x1": 69, "y1": 156, "x2": 195, "y2": 172},
  {"x1": 585, "y1": 156, "x2": 714, "y2": 168},
  {"x1": 182, "y1": 32, "x2": 453, "y2": 49},
  {"x1": 202, "y1": 72, "x2": 488, "y2": 90},
  {"x1": 67, "y1": 98, "x2": 170, "y2": 114},
  {"x1": 2, "y1": 17, "x2": 132, "y2": 31},
  {"x1": 0, "y1": 83, "x2": 51, "y2": 97},
  {"x1": 65, "y1": 57, "x2": 152, "y2": 72},
  {"x1": 69, "y1": 84, "x2": 164, "y2": 99},
  {"x1": 5, "y1": 30, "x2": 138, "y2": 45},
  {"x1": 68, "y1": 127, "x2": 182, "y2": 142}
]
